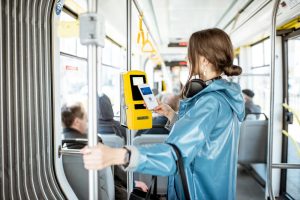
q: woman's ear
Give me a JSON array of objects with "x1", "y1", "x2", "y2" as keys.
[
  {"x1": 202, "y1": 57, "x2": 209, "y2": 65},
  {"x1": 198, "y1": 56, "x2": 203, "y2": 64}
]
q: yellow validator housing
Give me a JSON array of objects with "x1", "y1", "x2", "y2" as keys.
[{"x1": 121, "y1": 70, "x2": 152, "y2": 130}]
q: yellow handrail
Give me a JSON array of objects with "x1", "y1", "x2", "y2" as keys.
[
  {"x1": 136, "y1": 14, "x2": 155, "y2": 53},
  {"x1": 142, "y1": 33, "x2": 155, "y2": 53},
  {"x1": 137, "y1": 14, "x2": 145, "y2": 46}
]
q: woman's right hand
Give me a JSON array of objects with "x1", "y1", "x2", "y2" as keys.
[
  {"x1": 153, "y1": 102, "x2": 175, "y2": 121},
  {"x1": 80, "y1": 143, "x2": 127, "y2": 170}
]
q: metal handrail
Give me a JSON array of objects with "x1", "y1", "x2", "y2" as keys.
[
  {"x1": 58, "y1": 146, "x2": 82, "y2": 158},
  {"x1": 272, "y1": 163, "x2": 300, "y2": 169},
  {"x1": 86, "y1": 0, "x2": 98, "y2": 199},
  {"x1": 267, "y1": 1, "x2": 281, "y2": 199},
  {"x1": 245, "y1": 113, "x2": 268, "y2": 120},
  {"x1": 126, "y1": 1, "x2": 134, "y2": 199}
]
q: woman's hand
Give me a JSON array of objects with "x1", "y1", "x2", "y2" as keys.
[
  {"x1": 80, "y1": 143, "x2": 127, "y2": 170},
  {"x1": 153, "y1": 102, "x2": 176, "y2": 121},
  {"x1": 134, "y1": 181, "x2": 148, "y2": 192}
]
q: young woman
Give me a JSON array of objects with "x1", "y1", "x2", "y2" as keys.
[{"x1": 81, "y1": 28, "x2": 245, "y2": 200}]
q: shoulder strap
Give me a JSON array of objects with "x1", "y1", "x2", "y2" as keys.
[
  {"x1": 145, "y1": 176, "x2": 157, "y2": 200},
  {"x1": 168, "y1": 143, "x2": 191, "y2": 200}
]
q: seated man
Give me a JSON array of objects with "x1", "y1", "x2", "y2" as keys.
[
  {"x1": 61, "y1": 102, "x2": 113, "y2": 200},
  {"x1": 62, "y1": 102, "x2": 102, "y2": 147},
  {"x1": 242, "y1": 89, "x2": 262, "y2": 119},
  {"x1": 136, "y1": 93, "x2": 179, "y2": 136}
]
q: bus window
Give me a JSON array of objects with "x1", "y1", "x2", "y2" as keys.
[
  {"x1": 239, "y1": 39, "x2": 271, "y2": 117},
  {"x1": 99, "y1": 38, "x2": 126, "y2": 117},
  {"x1": 286, "y1": 35, "x2": 300, "y2": 199}
]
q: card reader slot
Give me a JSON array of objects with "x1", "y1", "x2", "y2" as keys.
[{"x1": 135, "y1": 104, "x2": 146, "y2": 110}]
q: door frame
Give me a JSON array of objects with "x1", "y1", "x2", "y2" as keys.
[{"x1": 280, "y1": 27, "x2": 300, "y2": 199}]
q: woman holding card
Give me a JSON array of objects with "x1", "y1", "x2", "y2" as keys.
[{"x1": 81, "y1": 28, "x2": 245, "y2": 200}]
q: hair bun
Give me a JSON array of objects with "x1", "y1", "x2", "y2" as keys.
[{"x1": 223, "y1": 65, "x2": 242, "y2": 76}]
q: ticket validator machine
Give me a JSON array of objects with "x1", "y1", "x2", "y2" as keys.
[{"x1": 121, "y1": 70, "x2": 152, "y2": 130}]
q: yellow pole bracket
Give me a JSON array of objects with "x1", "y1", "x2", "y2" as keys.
[{"x1": 282, "y1": 103, "x2": 300, "y2": 125}]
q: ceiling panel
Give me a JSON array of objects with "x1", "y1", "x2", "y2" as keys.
[
  {"x1": 137, "y1": 0, "x2": 281, "y2": 61},
  {"x1": 149, "y1": 0, "x2": 239, "y2": 60},
  {"x1": 167, "y1": 0, "x2": 237, "y2": 40}
]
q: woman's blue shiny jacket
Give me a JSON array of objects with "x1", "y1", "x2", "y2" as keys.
[{"x1": 132, "y1": 79, "x2": 245, "y2": 200}]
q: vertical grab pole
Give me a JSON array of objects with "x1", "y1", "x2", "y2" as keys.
[
  {"x1": 267, "y1": 0, "x2": 281, "y2": 199},
  {"x1": 126, "y1": 0, "x2": 134, "y2": 199},
  {"x1": 87, "y1": 0, "x2": 98, "y2": 199}
]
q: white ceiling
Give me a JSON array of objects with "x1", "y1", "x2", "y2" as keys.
[
  {"x1": 97, "y1": 0, "x2": 257, "y2": 61},
  {"x1": 154, "y1": 0, "x2": 238, "y2": 42},
  {"x1": 96, "y1": 0, "x2": 300, "y2": 62},
  {"x1": 140, "y1": 0, "x2": 249, "y2": 61}
]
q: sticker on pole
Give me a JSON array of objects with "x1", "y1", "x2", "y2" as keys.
[{"x1": 55, "y1": 0, "x2": 65, "y2": 15}]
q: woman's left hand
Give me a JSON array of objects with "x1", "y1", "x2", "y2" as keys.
[
  {"x1": 153, "y1": 102, "x2": 175, "y2": 121},
  {"x1": 80, "y1": 143, "x2": 126, "y2": 170}
]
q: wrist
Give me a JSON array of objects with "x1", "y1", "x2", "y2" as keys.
[
  {"x1": 113, "y1": 148, "x2": 127, "y2": 165},
  {"x1": 167, "y1": 110, "x2": 176, "y2": 121},
  {"x1": 122, "y1": 147, "x2": 131, "y2": 167}
]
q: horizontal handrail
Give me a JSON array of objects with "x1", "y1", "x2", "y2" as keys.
[
  {"x1": 245, "y1": 113, "x2": 268, "y2": 120},
  {"x1": 272, "y1": 163, "x2": 300, "y2": 169},
  {"x1": 58, "y1": 146, "x2": 82, "y2": 158}
]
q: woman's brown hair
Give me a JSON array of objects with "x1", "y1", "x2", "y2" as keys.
[
  {"x1": 61, "y1": 103, "x2": 85, "y2": 128},
  {"x1": 187, "y1": 28, "x2": 242, "y2": 80}
]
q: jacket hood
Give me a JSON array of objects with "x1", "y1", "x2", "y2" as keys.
[
  {"x1": 186, "y1": 78, "x2": 245, "y2": 121},
  {"x1": 97, "y1": 94, "x2": 114, "y2": 121}
]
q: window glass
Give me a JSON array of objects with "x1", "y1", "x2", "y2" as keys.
[
  {"x1": 239, "y1": 66, "x2": 270, "y2": 118},
  {"x1": 59, "y1": 12, "x2": 77, "y2": 55},
  {"x1": 76, "y1": 39, "x2": 87, "y2": 58},
  {"x1": 251, "y1": 43, "x2": 264, "y2": 67},
  {"x1": 264, "y1": 39, "x2": 271, "y2": 66},
  {"x1": 242, "y1": 39, "x2": 271, "y2": 116},
  {"x1": 60, "y1": 55, "x2": 88, "y2": 107},
  {"x1": 58, "y1": 9, "x2": 126, "y2": 118},
  {"x1": 99, "y1": 65, "x2": 123, "y2": 116},
  {"x1": 98, "y1": 38, "x2": 126, "y2": 116},
  {"x1": 251, "y1": 39, "x2": 270, "y2": 68},
  {"x1": 286, "y1": 37, "x2": 300, "y2": 199},
  {"x1": 111, "y1": 43, "x2": 121, "y2": 68},
  {"x1": 102, "y1": 38, "x2": 112, "y2": 65}
]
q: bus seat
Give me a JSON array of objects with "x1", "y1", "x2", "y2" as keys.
[
  {"x1": 133, "y1": 134, "x2": 168, "y2": 195},
  {"x1": 98, "y1": 134, "x2": 125, "y2": 148},
  {"x1": 238, "y1": 115, "x2": 268, "y2": 164},
  {"x1": 133, "y1": 134, "x2": 168, "y2": 145},
  {"x1": 98, "y1": 124, "x2": 125, "y2": 148},
  {"x1": 61, "y1": 140, "x2": 114, "y2": 200}
]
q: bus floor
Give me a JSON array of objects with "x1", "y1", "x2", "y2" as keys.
[{"x1": 237, "y1": 165, "x2": 265, "y2": 200}]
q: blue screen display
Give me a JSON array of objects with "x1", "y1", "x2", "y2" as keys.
[{"x1": 140, "y1": 87, "x2": 152, "y2": 95}]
